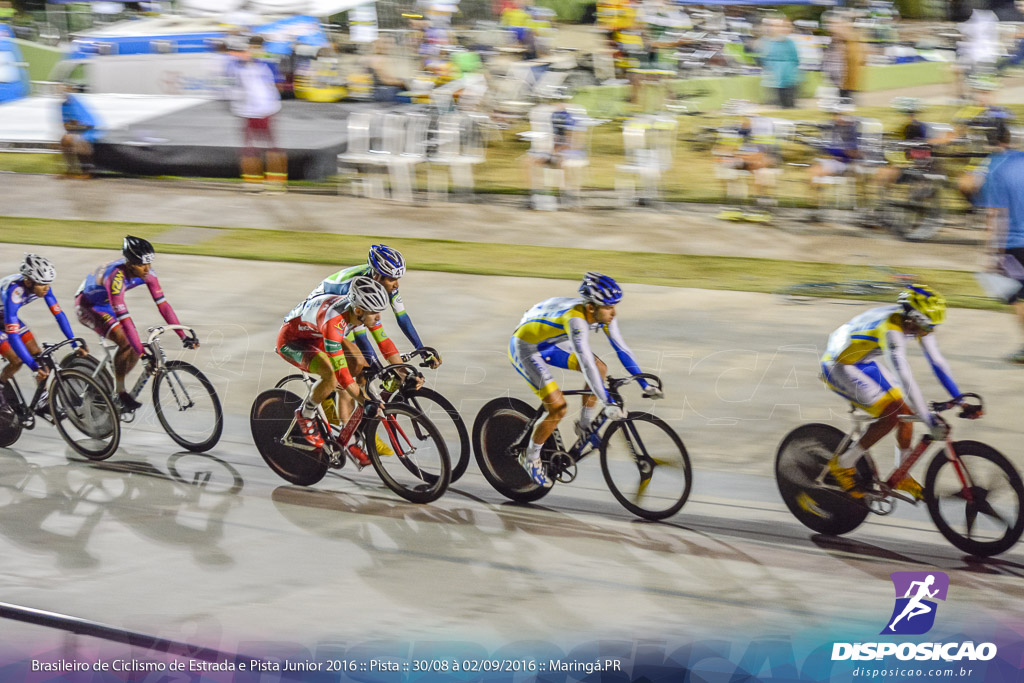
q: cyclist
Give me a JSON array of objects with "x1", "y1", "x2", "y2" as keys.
[
  {"x1": 820, "y1": 284, "x2": 980, "y2": 500},
  {"x1": 75, "y1": 236, "x2": 196, "y2": 412},
  {"x1": 509, "y1": 271, "x2": 663, "y2": 487},
  {"x1": 277, "y1": 277, "x2": 407, "y2": 465},
  {"x1": 0, "y1": 254, "x2": 86, "y2": 387},
  {"x1": 308, "y1": 244, "x2": 441, "y2": 372}
]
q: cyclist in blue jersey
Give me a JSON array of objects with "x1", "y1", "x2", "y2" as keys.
[
  {"x1": 308, "y1": 244, "x2": 441, "y2": 373},
  {"x1": 0, "y1": 254, "x2": 86, "y2": 388}
]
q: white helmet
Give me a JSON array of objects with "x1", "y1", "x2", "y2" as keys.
[
  {"x1": 347, "y1": 276, "x2": 389, "y2": 313},
  {"x1": 20, "y1": 254, "x2": 56, "y2": 285}
]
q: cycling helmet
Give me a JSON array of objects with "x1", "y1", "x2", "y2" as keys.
[
  {"x1": 367, "y1": 244, "x2": 406, "y2": 279},
  {"x1": 578, "y1": 271, "x2": 623, "y2": 306},
  {"x1": 898, "y1": 284, "x2": 946, "y2": 330},
  {"x1": 347, "y1": 276, "x2": 390, "y2": 313},
  {"x1": 123, "y1": 235, "x2": 156, "y2": 265},
  {"x1": 20, "y1": 254, "x2": 56, "y2": 285}
]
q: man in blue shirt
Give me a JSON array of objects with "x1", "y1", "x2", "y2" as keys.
[{"x1": 980, "y1": 121, "x2": 1024, "y2": 363}]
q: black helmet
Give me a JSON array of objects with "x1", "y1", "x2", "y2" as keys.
[{"x1": 123, "y1": 235, "x2": 155, "y2": 265}]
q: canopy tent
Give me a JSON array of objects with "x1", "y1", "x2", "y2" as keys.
[
  {"x1": 176, "y1": 0, "x2": 374, "y2": 17},
  {"x1": 671, "y1": 0, "x2": 836, "y2": 4}
]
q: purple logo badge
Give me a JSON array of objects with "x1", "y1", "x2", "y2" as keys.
[{"x1": 881, "y1": 571, "x2": 949, "y2": 635}]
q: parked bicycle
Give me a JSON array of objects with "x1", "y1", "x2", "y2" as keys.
[
  {"x1": 875, "y1": 140, "x2": 948, "y2": 242},
  {"x1": 275, "y1": 346, "x2": 470, "y2": 483},
  {"x1": 251, "y1": 361, "x2": 451, "y2": 504},
  {"x1": 776, "y1": 394, "x2": 1023, "y2": 557},
  {"x1": 0, "y1": 337, "x2": 120, "y2": 460},
  {"x1": 472, "y1": 373, "x2": 691, "y2": 520},
  {"x1": 60, "y1": 325, "x2": 222, "y2": 453}
]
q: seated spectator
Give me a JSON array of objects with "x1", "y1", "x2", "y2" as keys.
[
  {"x1": 523, "y1": 92, "x2": 585, "y2": 208},
  {"x1": 808, "y1": 98, "x2": 860, "y2": 221},
  {"x1": 59, "y1": 83, "x2": 99, "y2": 179},
  {"x1": 873, "y1": 97, "x2": 931, "y2": 196},
  {"x1": 713, "y1": 100, "x2": 778, "y2": 222}
]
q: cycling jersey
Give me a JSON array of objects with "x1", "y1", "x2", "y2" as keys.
[
  {"x1": 309, "y1": 264, "x2": 423, "y2": 359},
  {"x1": 821, "y1": 305, "x2": 960, "y2": 426},
  {"x1": 0, "y1": 274, "x2": 75, "y2": 371},
  {"x1": 277, "y1": 293, "x2": 398, "y2": 388},
  {"x1": 75, "y1": 258, "x2": 185, "y2": 355},
  {"x1": 510, "y1": 296, "x2": 644, "y2": 403}
]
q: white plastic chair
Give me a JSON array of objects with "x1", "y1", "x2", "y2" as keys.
[{"x1": 427, "y1": 113, "x2": 486, "y2": 200}]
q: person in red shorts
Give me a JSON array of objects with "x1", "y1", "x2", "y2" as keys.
[
  {"x1": 229, "y1": 35, "x2": 287, "y2": 190},
  {"x1": 276, "y1": 277, "x2": 414, "y2": 466}
]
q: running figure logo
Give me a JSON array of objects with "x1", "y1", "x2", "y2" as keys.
[{"x1": 881, "y1": 571, "x2": 949, "y2": 635}]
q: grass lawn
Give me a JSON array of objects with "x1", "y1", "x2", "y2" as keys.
[{"x1": 0, "y1": 216, "x2": 997, "y2": 311}]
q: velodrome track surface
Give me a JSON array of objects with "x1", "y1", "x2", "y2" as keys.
[{"x1": 0, "y1": 244, "x2": 1021, "y2": 656}]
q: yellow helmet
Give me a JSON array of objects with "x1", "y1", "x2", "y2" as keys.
[{"x1": 898, "y1": 284, "x2": 946, "y2": 330}]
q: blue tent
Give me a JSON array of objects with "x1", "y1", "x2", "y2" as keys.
[{"x1": 0, "y1": 25, "x2": 30, "y2": 103}]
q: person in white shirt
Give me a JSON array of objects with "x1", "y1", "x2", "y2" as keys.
[{"x1": 229, "y1": 35, "x2": 287, "y2": 190}]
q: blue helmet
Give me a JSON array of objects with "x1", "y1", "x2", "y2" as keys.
[
  {"x1": 579, "y1": 271, "x2": 622, "y2": 305},
  {"x1": 367, "y1": 244, "x2": 406, "y2": 278}
]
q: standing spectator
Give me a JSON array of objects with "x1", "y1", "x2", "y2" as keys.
[
  {"x1": 229, "y1": 35, "x2": 286, "y2": 191},
  {"x1": 824, "y1": 16, "x2": 863, "y2": 103},
  {"x1": 760, "y1": 18, "x2": 801, "y2": 109},
  {"x1": 59, "y1": 83, "x2": 98, "y2": 179},
  {"x1": 979, "y1": 123, "x2": 1024, "y2": 363}
]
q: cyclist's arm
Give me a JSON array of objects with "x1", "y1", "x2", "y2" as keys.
[
  {"x1": 43, "y1": 289, "x2": 76, "y2": 345},
  {"x1": 389, "y1": 288, "x2": 424, "y2": 349},
  {"x1": 3, "y1": 287, "x2": 38, "y2": 371},
  {"x1": 603, "y1": 317, "x2": 649, "y2": 389},
  {"x1": 566, "y1": 316, "x2": 611, "y2": 404},
  {"x1": 883, "y1": 329, "x2": 933, "y2": 425},
  {"x1": 919, "y1": 333, "x2": 962, "y2": 400},
  {"x1": 364, "y1": 319, "x2": 400, "y2": 359},
  {"x1": 323, "y1": 317, "x2": 359, "y2": 397},
  {"x1": 352, "y1": 327, "x2": 382, "y2": 371},
  {"x1": 106, "y1": 268, "x2": 145, "y2": 355},
  {"x1": 144, "y1": 273, "x2": 187, "y2": 340}
]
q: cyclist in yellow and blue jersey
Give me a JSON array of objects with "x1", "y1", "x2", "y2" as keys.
[
  {"x1": 308, "y1": 244, "x2": 441, "y2": 374},
  {"x1": 820, "y1": 284, "x2": 980, "y2": 499},
  {"x1": 510, "y1": 272, "x2": 663, "y2": 487}
]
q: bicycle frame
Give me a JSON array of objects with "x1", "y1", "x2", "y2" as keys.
[{"x1": 3, "y1": 337, "x2": 91, "y2": 428}]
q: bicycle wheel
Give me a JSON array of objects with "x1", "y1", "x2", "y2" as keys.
[
  {"x1": 600, "y1": 412, "x2": 692, "y2": 520},
  {"x1": 59, "y1": 353, "x2": 114, "y2": 394},
  {"x1": 167, "y1": 452, "x2": 244, "y2": 496},
  {"x1": 275, "y1": 374, "x2": 308, "y2": 391},
  {"x1": 775, "y1": 423, "x2": 869, "y2": 536},
  {"x1": 900, "y1": 181, "x2": 943, "y2": 242},
  {"x1": 50, "y1": 369, "x2": 120, "y2": 461},
  {"x1": 924, "y1": 441, "x2": 1024, "y2": 557},
  {"x1": 471, "y1": 397, "x2": 553, "y2": 503},
  {"x1": 401, "y1": 387, "x2": 470, "y2": 483},
  {"x1": 250, "y1": 389, "x2": 328, "y2": 486},
  {"x1": 153, "y1": 360, "x2": 223, "y2": 453},
  {"x1": 364, "y1": 403, "x2": 450, "y2": 504}
]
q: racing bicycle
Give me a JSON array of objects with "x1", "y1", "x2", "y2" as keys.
[
  {"x1": 776, "y1": 394, "x2": 1024, "y2": 557},
  {"x1": 275, "y1": 346, "x2": 470, "y2": 483},
  {"x1": 0, "y1": 338, "x2": 120, "y2": 460},
  {"x1": 60, "y1": 325, "x2": 223, "y2": 453},
  {"x1": 472, "y1": 373, "x2": 692, "y2": 520},
  {"x1": 251, "y1": 361, "x2": 451, "y2": 504}
]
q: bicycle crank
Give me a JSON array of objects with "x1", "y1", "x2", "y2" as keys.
[{"x1": 549, "y1": 451, "x2": 577, "y2": 483}]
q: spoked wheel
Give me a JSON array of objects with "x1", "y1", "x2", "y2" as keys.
[
  {"x1": 471, "y1": 397, "x2": 553, "y2": 503},
  {"x1": 364, "y1": 403, "x2": 450, "y2": 504},
  {"x1": 775, "y1": 423, "x2": 869, "y2": 536},
  {"x1": 250, "y1": 389, "x2": 328, "y2": 486},
  {"x1": 924, "y1": 441, "x2": 1024, "y2": 557},
  {"x1": 0, "y1": 381, "x2": 23, "y2": 448},
  {"x1": 600, "y1": 412, "x2": 692, "y2": 520},
  {"x1": 50, "y1": 369, "x2": 120, "y2": 461},
  {"x1": 401, "y1": 388, "x2": 470, "y2": 483},
  {"x1": 153, "y1": 360, "x2": 223, "y2": 452}
]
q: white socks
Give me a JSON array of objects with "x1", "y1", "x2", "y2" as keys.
[
  {"x1": 526, "y1": 440, "x2": 543, "y2": 462},
  {"x1": 579, "y1": 404, "x2": 598, "y2": 431}
]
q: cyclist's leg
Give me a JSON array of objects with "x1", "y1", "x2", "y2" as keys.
[
  {"x1": 0, "y1": 331, "x2": 21, "y2": 384},
  {"x1": 108, "y1": 325, "x2": 139, "y2": 395},
  {"x1": 542, "y1": 344, "x2": 606, "y2": 431},
  {"x1": 509, "y1": 338, "x2": 561, "y2": 485}
]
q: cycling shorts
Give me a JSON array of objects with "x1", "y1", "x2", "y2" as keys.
[
  {"x1": 276, "y1": 324, "x2": 359, "y2": 387},
  {"x1": 508, "y1": 337, "x2": 582, "y2": 399},
  {"x1": 75, "y1": 294, "x2": 120, "y2": 339},
  {"x1": 821, "y1": 359, "x2": 903, "y2": 417},
  {"x1": 0, "y1": 326, "x2": 34, "y2": 358}
]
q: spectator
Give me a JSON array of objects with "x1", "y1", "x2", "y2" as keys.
[
  {"x1": 523, "y1": 93, "x2": 584, "y2": 209},
  {"x1": 760, "y1": 18, "x2": 801, "y2": 109},
  {"x1": 807, "y1": 98, "x2": 860, "y2": 221},
  {"x1": 59, "y1": 83, "x2": 98, "y2": 179},
  {"x1": 228, "y1": 35, "x2": 286, "y2": 191},
  {"x1": 824, "y1": 16, "x2": 863, "y2": 103},
  {"x1": 362, "y1": 37, "x2": 406, "y2": 102},
  {"x1": 978, "y1": 122, "x2": 1024, "y2": 363}
]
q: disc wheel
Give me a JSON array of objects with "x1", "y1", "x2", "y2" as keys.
[
  {"x1": 471, "y1": 397, "x2": 553, "y2": 503},
  {"x1": 153, "y1": 360, "x2": 223, "y2": 452},
  {"x1": 775, "y1": 423, "x2": 869, "y2": 536},
  {"x1": 924, "y1": 441, "x2": 1024, "y2": 557},
  {"x1": 401, "y1": 387, "x2": 470, "y2": 483},
  {"x1": 600, "y1": 412, "x2": 692, "y2": 520},
  {"x1": 250, "y1": 389, "x2": 328, "y2": 486},
  {"x1": 50, "y1": 369, "x2": 120, "y2": 461},
  {"x1": 0, "y1": 381, "x2": 23, "y2": 447},
  {"x1": 60, "y1": 353, "x2": 114, "y2": 394},
  {"x1": 364, "y1": 402, "x2": 451, "y2": 504}
]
